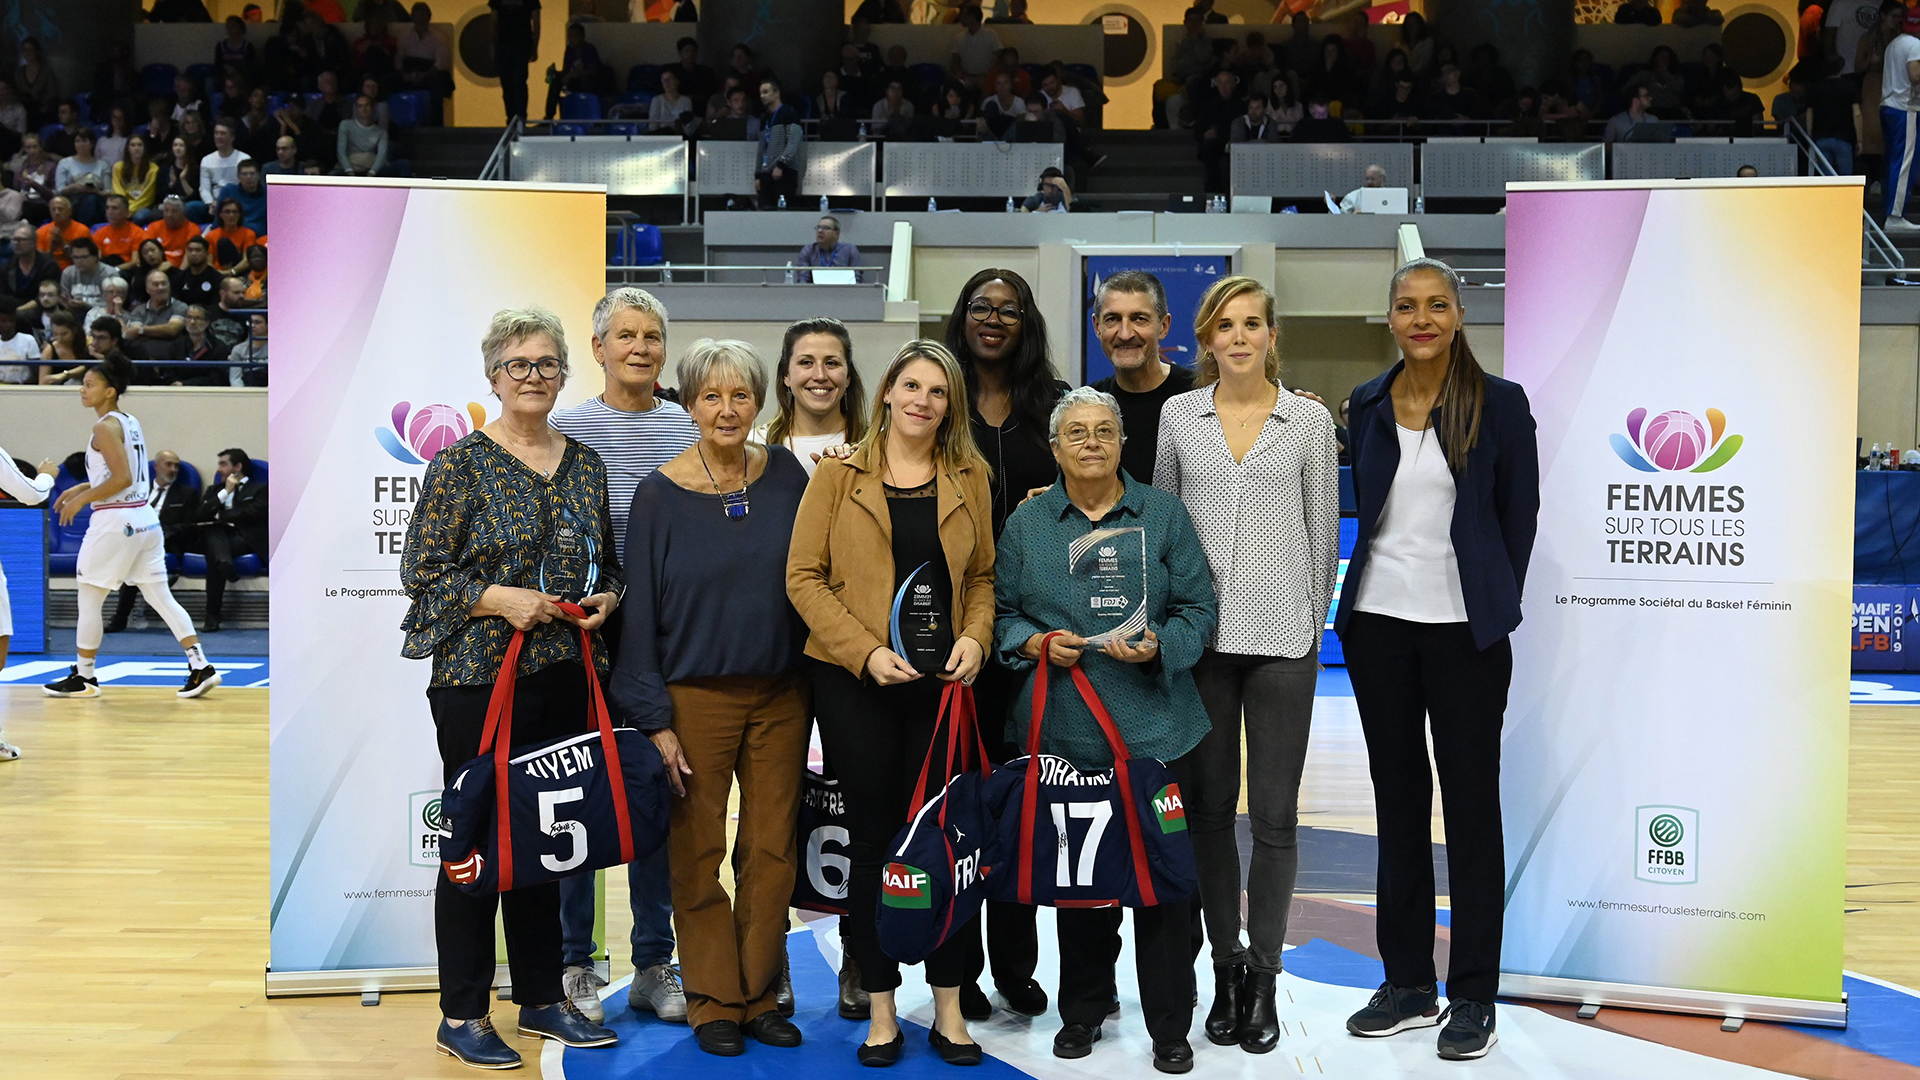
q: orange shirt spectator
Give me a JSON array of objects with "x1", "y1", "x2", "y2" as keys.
[
  {"x1": 1801, "y1": 4, "x2": 1825, "y2": 59},
  {"x1": 144, "y1": 217, "x2": 203, "y2": 266},
  {"x1": 985, "y1": 56, "x2": 1032, "y2": 98},
  {"x1": 38, "y1": 219, "x2": 91, "y2": 270},
  {"x1": 93, "y1": 220, "x2": 146, "y2": 264},
  {"x1": 308, "y1": 0, "x2": 346, "y2": 21},
  {"x1": 205, "y1": 225, "x2": 260, "y2": 270}
]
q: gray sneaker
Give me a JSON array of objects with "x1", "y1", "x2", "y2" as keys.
[
  {"x1": 564, "y1": 964, "x2": 608, "y2": 1023},
  {"x1": 630, "y1": 963, "x2": 688, "y2": 1023}
]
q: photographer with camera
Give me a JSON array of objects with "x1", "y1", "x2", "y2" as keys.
[{"x1": 1019, "y1": 167, "x2": 1074, "y2": 214}]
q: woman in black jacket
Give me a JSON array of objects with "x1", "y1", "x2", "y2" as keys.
[{"x1": 1333, "y1": 258, "x2": 1538, "y2": 1063}]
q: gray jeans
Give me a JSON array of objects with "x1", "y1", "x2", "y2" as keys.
[{"x1": 1188, "y1": 650, "x2": 1318, "y2": 974}]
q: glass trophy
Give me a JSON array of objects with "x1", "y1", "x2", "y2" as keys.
[
  {"x1": 539, "y1": 503, "x2": 601, "y2": 604},
  {"x1": 1067, "y1": 526, "x2": 1149, "y2": 646},
  {"x1": 889, "y1": 561, "x2": 954, "y2": 672}
]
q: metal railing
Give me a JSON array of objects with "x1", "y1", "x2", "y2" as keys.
[
  {"x1": 602, "y1": 262, "x2": 884, "y2": 285},
  {"x1": 1786, "y1": 117, "x2": 1906, "y2": 274},
  {"x1": 479, "y1": 116, "x2": 522, "y2": 181}
]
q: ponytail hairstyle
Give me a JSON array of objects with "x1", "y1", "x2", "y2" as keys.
[
  {"x1": 768, "y1": 317, "x2": 867, "y2": 447},
  {"x1": 1388, "y1": 256, "x2": 1484, "y2": 473},
  {"x1": 93, "y1": 351, "x2": 135, "y2": 403},
  {"x1": 1191, "y1": 274, "x2": 1280, "y2": 388}
]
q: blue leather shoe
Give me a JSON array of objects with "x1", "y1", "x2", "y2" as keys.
[
  {"x1": 517, "y1": 1001, "x2": 619, "y2": 1047},
  {"x1": 435, "y1": 1016, "x2": 523, "y2": 1070}
]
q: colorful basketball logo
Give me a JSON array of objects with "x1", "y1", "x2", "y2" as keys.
[
  {"x1": 1610, "y1": 407, "x2": 1742, "y2": 473},
  {"x1": 377, "y1": 401, "x2": 489, "y2": 465}
]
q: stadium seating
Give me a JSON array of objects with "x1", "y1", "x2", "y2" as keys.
[
  {"x1": 46, "y1": 467, "x2": 92, "y2": 578},
  {"x1": 628, "y1": 64, "x2": 665, "y2": 95},
  {"x1": 387, "y1": 91, "x2": 430, "y2": 129},
  {"x1": 140, "y1": 63, "x2": 178, "y2": 100},
  {"x1": 556, "y1": 92, "x2": 602, "y2": 137}
]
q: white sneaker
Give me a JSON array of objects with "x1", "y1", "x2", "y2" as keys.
[
  {"x1": 0, "y1": 739, "x2": 19, "y2": 761},
  {"x1": 1886, "y1": 216, "x2": 1920, "y2": 233},
  {"x1": 629, "y1": 963, "x2": 688, "y2": 1023},
  {"x1": 563, "y1": 964, "x2": 608, "y2": 1023}
]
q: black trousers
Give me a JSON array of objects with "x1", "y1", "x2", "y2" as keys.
[
  {"x1": 811, "y1": 660, "x2": 974, "y2": 993},
  {"x1": 1058, "y1": 900, "x2": 1195, "y2": 1042},
  {"x1": 961, "y1": 659, "x2": 1041, "y2": 994},
  {"x1": 496, "y1": 45, "x2": 532, "y2": 120},
  {"x1": 1342, "y1": 612, "x2": 1510, "y2": 1005},
  {"x1": 201, "y1": 524, "x2": 256, "y2": 619},
  {"x1": 755, "y1": 167, "x2": 799, "y2": 210},
  {"x1": 428, "y1": 662, "x2": 588, "y2": 1019}
]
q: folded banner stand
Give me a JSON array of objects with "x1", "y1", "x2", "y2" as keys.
[
  {"x1": 265, "y1": 176, "x2": 605, "y2": 996},
  {"x1": 1500, "y1": 177, "x2": 1859, "y2": 1027}
]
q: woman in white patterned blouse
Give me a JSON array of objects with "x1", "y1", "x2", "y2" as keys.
[{"x1": 1151, "y1": 274, "x2": 1340, "y2": 1057}]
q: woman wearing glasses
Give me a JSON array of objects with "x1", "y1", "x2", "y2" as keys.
[
  {"x1": 941, "y1": 267, "x2": 1066, "y2": 1020},
  {"x1": 401, "y1": 309, "x2": 625, "y2": 1070}
]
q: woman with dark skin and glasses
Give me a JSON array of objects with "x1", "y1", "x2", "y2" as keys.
[
  {"x1": 400, "y1": 308, "x2": 625, "y2": 1071},
  {"x1": 941, "y1": 267, "x2": 1066, "y2": 1021},
  {"x1": 1336, "y1": 258, "x2": 1538, "y2": 1062}
]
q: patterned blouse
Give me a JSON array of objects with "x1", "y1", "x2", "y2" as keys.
[{"x1": 400, "y1": 431, "x2": 623, "y2": 688}]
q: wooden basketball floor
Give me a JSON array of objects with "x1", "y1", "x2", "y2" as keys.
[{"x1": 2, "y1": 686, "x2": 1916, "y2": 1079}]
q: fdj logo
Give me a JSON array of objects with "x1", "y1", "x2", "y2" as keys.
[
  {"x1": 881, "y1": 861, "x2": 932, "y2": 909},
  {"x1": 1152, "y1": 784, "x2": 1187, "y2": 833},
  {"x1": 409, "y1": 790, "x2": 445, "y2": 868},
  {"x1": 1634, "y1": 805, "x2": 1698, "y2": 885}
]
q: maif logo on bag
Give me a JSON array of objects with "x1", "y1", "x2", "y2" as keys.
[
  {"x1": 882, "y1": 862, "x2": 932, "y2": 908},
  {"x1": 1152, "y1": 784, "x2": 1187, "y2": 833}
]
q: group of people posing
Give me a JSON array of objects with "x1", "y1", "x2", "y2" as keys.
[{"x1": 400, "y1": 258, "x2": 1539, "y2": 1072}]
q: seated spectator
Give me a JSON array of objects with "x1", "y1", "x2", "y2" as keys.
[
  {"x1": 180, "y1": 305, "x2": 231, "y2": 376},
  {"x1": 60, "y1": 237, "x2": 120, "y2": 313},
  {"x1": 1315, "y1": 35, "x2": 1359, "y2": 107},
  {"x1": 162, "y1": 137, "x2": 207, "y2": 221},
  {"x1": 1230, "y1": 93, "x2": 1285, "y2": 143},
  {"x1": 755, "y1": 76, "x2": 803, "y2": 210},
  {"x1": 1616, "y1": 0, "x2": 1664, "y2": 23},
  {"x1": 1020, "y1": 165, "x2": 1073, "y2": 212},
  {"x1": 227, "y1": 311, "x2": 267, "y2": 387},
  {"x1": 874, "y1": 46, "x2": 913, "y2": 106},
  {"x1": 1504, "y1": 85, "x2": 1546, "y2": 137},
  {"x1": 1268, "y1": 72, "x2": 1304, "y2": 132},
  {"x1": 398, "y1": 3, "x2": 454, "y2": 122},
  {"x1": 144, "y1": 196, "x2": 204, "y2": 266},
  {"x1": 0, "y1": 307, "x2": 37, "y2": 385},
  {"x1": 1015, "y1": 97, "x2": 1068, "y2": 144},
  {"x1": 650, "y1": 69, "x2": 695, "y2": 134},
  {"x1": 1464, "y1": 43, "x2": 1515, "y2": 112},
  {"x1": 358, "y1": 76, "x2": 392, "y2": 130},
  {"x1": 82, "y1": 274, "x2": 132, "y2": 345},
  {"x1": 96, "y1": 106, "x2": 133, "y2": 168},
  {"x1": 950, "y1": 6, "x2": 1001, "y2": 88},
  {"x1": 1232, "y1": 31, "x2": 1277, "y2": 88},
  {"x1": 986, "y1": 47, "x2": 1033, "y2": 99},
  {"x1": 545, "y1": 20, "x2": 603, "y2": 121},
  {"x1": 120, "y1": 268, "x2": 189, "y2": 364},
  {"x1": 713, "y1": 83, "x2": 762, "y2": 140},
  {"x1": 214, "y1": 15, "x2": 258, "y2": 74},
  {"x1": 988, "y1": 0, "x2": 1033, "y2": 23},
  {"x1": 1291, "y1": 96, "x2": 1352, "y2": 142},
  {"x1": 18, "y1": 279, "x2": 62, "y2": 339},
  {"x1": 815, "y1": 69, "x2": 854, "y2": 122},
  {"x1": 933, "y1": 81, "x2": 980, "y2": 138},
  {"x1": 241, "y1": 244, "x2": 268, "y2": 304},
  {"x1": 1695, "y1": 70, "x2": 1764, "y2": 136},
  {"x1": 728, "y1": 42, "x2": 764, "y2": 91},
  {"x1": 262, "y1": 134, "x2": 305, "y2": 175},
  {"x1": 1624, "y1": 46, "x2": 1685, "y2": 114},
  {"x1": 335, "y1": 95, "x2": 389, "y2": 176},
  {"x1": 1373, "y1": 71, "x2": 1423, "y2": 121},
  {"x1": 667, "y1": 37, "x2": 719, "y2": 103},
  {"x1": 1038, "y1": 66, "x2": 1089, "y2": 128},
  {"x1": 195, "y1": 448, "x2": 267, "y2": 632},
  {"x1": 173, "y1": 73, "x2": 209, "y2": 123},
  {"x1": 981, "y1": 71, "x2": 1025, "y2": 139},
  {"x1": 1169, "y1": 7, "x2": 1216, "y2": 104},
  {"x1": 40, "y1": 308, "x2": 94, "y2": 384},
  {"x1": 12, "y1": 133, "x2": 59, "y2": 216},
  {"x1": 93, "y1": 196, "x2": 146, "y2": 265},
  {"x1": 1539, "y1": 82, "x2": 1588, "y2": 139},
  {"x1": 124, "y1": 240, "x2": 172, "y2": 305},
  {"x1": 1338, "y1": 162, "x2": 1388, "y2": 213},
  {"x1": 1425, "y1": 62, "x2": 1482, "y2": 123},
  {"x1": 1194, "y1": 69, "x2": 1242, "y2": 192},
  {"x1": 179, "y1": 110, "x2": 213, "y2": 161},
  {"x1": 795, "y1": 215, "x2": 860, "y2": 282},
  {"x1": 1603, "y1": 84, "x2": 1660, "y2": 143},
  {"x1": 38, "y1": 197, "x2": 93, "y2": 270},
  {"x1": 172, "y1": 235, "x2": 225, "y2": 306},
  {"x1": 44, "y1": 101, "x2": 91, "y2": 157},
  {"x1": 236, "y1": 87, "x2": 282, "y2": 162},
  {"x1": 88, "y1": 314, "x2": 128, "y2": 368},
  {"x1": 216, "y1": 160, "x2": 269, "y2": 235},
  {"x1": 1568, "y1": 48, "x2": 1605, "y2": 118},
  {"x1": 5, "y1": 221, "x2": 60, "y2": 299},
  {"x1": 105, "y1": 448, "x2": 200, "y2": 632},
  {"x1": 833, "y1": 45, "x2": 872, "y2": 115},
  {"x1": 113, "y1": 138, "x2": 162, "y2": 224},
  {"x1": 199, "y1": 121, "x2": 252, "y2": 207},
  {"x1": 140, "y1": 101, "x2": 178, "y2": 158},
  {"x1": 54, "y1": 126, "x2": 107, "y2": 211},
  {"x1": 353, "y1": 10, "x2": 400, "y2": 86},
  {"x1": 870, "y1": 78, "x2": 914, "y2": 138},
  {"x1": 210, "y1": 275, "x2": 250, "y2": 349},
  {"x1": 305, "y1": 70, "x2": 352, "y2": 147}
]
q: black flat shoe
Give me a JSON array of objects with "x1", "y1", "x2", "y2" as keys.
[
  {"x1": 1204, "y1": 962, "x2": 1246, "y2": 1046},
  {"x1": 857, "y1": 1030, "x2": 905, "y2": 1067},
  {"x1": 1152, "y1": 1038, "x2": 1195, "y2": 1074},
  {"x1": 997, "y1": 978, "x2": 1048, "y2": 1017},
  {"x1": 958, "y1": 982, "x2": 992, "y2": 1022},
  {"x1": 1052, "y1": 1021, "x2": 1102, "y2": 1059},
  {"x1": 694, "y1": 1019, "x2": 745, "y2": 1057},
  {"x1": 928, "y1": 1027, "x2": 984, "y2": 1066},
  {"x1": 1240, "y1": 971, "x2": 1279, "y2": 1054}
]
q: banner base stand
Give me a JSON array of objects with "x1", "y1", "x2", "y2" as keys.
[
  {"x1": 265, "y1": 963, "x2": 511, "y2": 999},
  {"x1": 1500, "y1": 973, "x2": 1848, "y2": 1028}
]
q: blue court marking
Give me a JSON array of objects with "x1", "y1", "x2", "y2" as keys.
[
  {"x1": 560, "y1": 931, "x2": 1030, "y2": 1080},
  {"x1": 1851, "y1": 675, "x2": 1920, "y2": 704},
  {"x1": 0, "y1": 655, "x2": 270, "y2": 687},
  {"x1": 1316, "y1": 666, "x2": 1354, "y2": 697}
]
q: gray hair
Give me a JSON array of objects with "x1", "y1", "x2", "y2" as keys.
[
  {"x1": 677, "y1": 338, "x2": 769, "y2": 411},
  {"x1": 1047, "y1": 385, "x2": 1125, "y2": 443},
  {"x1": 592, "y1": 286, "x2": 669, "y2": 342},
  {"x1": 102, "y1": 276, "x2": 128, "y2": 294},
  {"x1": 1091, "y1": 269, "x2": 1167, "y2": 321},
  {"x1": 481, "y1": 306, "x2": 570, "y2": 381}
]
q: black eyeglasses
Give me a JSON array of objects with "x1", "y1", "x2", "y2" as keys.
[
  {"x1": 966, "y1": 300, "x2": 1023, "y2": 324},
  {"x1": 503, "y1": 357, "x2": 563, "y2": 381}
]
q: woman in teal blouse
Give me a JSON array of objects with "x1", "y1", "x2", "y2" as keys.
[{"x1": 992, "y1": 385, "x2": 1216, "y2": 1075}]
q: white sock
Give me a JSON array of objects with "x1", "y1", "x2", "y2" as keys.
[
  {"x1": 185, "y1": 644, "x2": 209, "y2": 671},
  {"x1": 76, "y1": 655, "x2": 96, "y2": 678}
]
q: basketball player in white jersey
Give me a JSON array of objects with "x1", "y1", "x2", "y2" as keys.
[
  {"x1": 0, "y1": 448, "x2": 60, "y2": 758},
  {"x1": 44, "y1": 355, "x2": 221, "y2": 699}
]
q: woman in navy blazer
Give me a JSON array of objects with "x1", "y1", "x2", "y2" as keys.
[{"x1": 1333, "y1": 258, "x2": 1538, "y2": 1062}]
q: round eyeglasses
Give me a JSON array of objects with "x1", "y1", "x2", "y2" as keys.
[{"x1": 966, "y1": 300, "x2": 1024, "y2": 324}]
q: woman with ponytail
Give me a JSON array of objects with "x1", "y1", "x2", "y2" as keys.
[{"x1": 1334, "y1": 258, "x2": 1538, "y2": 1062}]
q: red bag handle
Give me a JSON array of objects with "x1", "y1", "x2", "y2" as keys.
[
  {"x1": 1016, "y1": 633, "x2": 1160, "y2": 907},
  {"x1": 473, "y1": 604, "x2": 634, "y2": 893},
  {"x1": 906, "y1": 680, "x2": 993, "y2": 820}
]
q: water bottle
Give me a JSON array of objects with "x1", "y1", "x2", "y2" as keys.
[
  {"x1": 784, "y1": 261, "x2": 795, "y2": 285},
  {"x1": 777, "y1": 194, "x2": 787, "y2": 209},
  {"x1": 820, "y1": 194, "x2": 830, "y2": 212},
  {"x1": 1871, "y1": 443, "x2": 1885, "y2": 470},
  {"x1": 661, "y1": 262, "x2": 673, "y2": 283},
  {"x1": 1006, "y1": 196, "x2": 1016, "y2": 212},
  {"x1": 927, "y1": 197, "x2": 938, "y2": 212},
  {"x1": 1415, "y1": 194, "x2": 1426, "y2": 214}
]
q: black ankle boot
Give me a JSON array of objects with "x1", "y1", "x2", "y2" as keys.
[
  {"x1": 1240, "y1": 971, "x2": 1279, "y2": 1054},
  {"x1": 1204, "y1": 963, "x2": 1245, "y2": 1046}
]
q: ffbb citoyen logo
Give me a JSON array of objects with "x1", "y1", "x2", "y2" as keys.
[
  {"x1": 881, "y1": 862, "x2": 932, "y2": 909},
  {"x1": 1635, "y1": 805, "x2": 1698, "y2": 885},
  {"x1": 408, "y1": 790, "x2": 444, "y2": 868}
]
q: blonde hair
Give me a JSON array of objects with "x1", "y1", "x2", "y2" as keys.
[
  {"x1": 859, "y1": 339, "x2": 990, "y2": 478},
  {"x1": 1192, "y1": 275, "x2": 1280, "y2": 388},
  {"x1": 481, "y1": 306, "x2": 569, "y2": 382}
]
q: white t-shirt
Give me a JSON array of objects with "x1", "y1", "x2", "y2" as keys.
[
  {"x1": 1884, "y1": 34, "x2": 1920, "y2": 111},
  {"x1": 953, "y1": 27, "x2": 1002, "y2": 76},
  {"x1": 199, "y1": 148, "x2": 252, "y2": 205},
  {"x1": 0, "y1": 331, "x2": 38, "y2": 384},
  {"x1": 1352, "y1": 424, "x2": 1469, "y2": 624},
  {"x1": 1828, "y1": 0, "x2": 1881, "y2": 76},
  {"x1": 750, "y1": 426, "x2": 844, "y2": 478},
  {"x1": 1042, "y1": 84, "x2": 1087, "y2": 113}
]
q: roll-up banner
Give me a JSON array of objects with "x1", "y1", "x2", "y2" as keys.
[
  {"x1": 266, "y1": 176, "x2": 605, "y2": 994},
  {"x1": 1501, "y1": 178, "x2": 1859, "y2": 1026}
]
